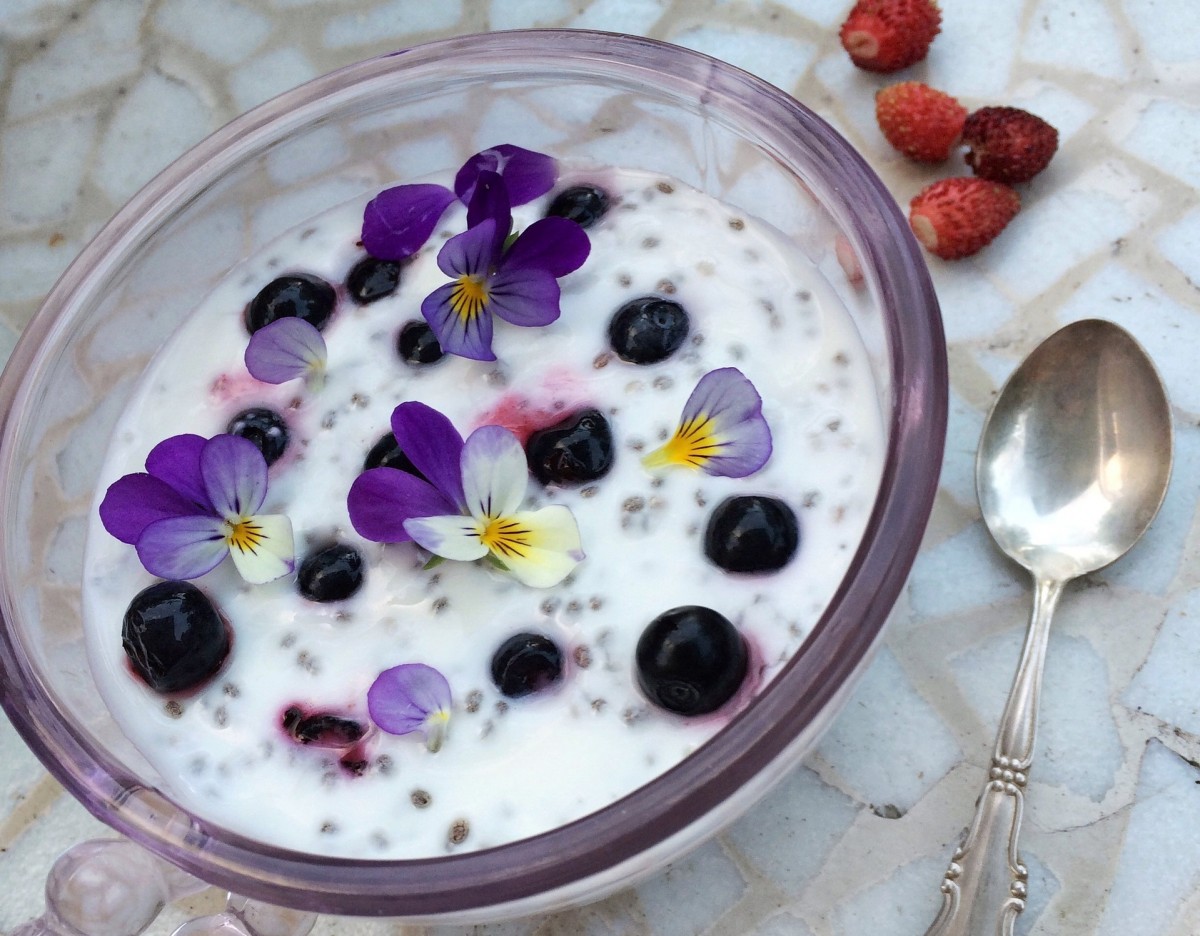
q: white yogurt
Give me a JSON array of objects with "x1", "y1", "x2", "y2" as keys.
[{"x1": 82, "y1": 169, "x2": 885, "y2": 858}]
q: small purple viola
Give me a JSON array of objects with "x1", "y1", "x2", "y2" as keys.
[
  {"x1": 245, "y1": 317, "x2": 327, "y2": 390},
  {"x1": 642, "y1": 368, "x2": 773, "y2": 478},
  {"x1": 367, "y1": 663, "x2": 453, "y2": 752},
  {"x1": 99, "y1": 434, "x2": 295, "y2": 584},
  {"x1": 347, "y1": 401, "x2": 584, "y2": 588}
]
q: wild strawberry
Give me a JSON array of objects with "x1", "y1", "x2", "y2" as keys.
[
  {"x1": 839, "y1": 0, "x2": 942, "y2": 73},
  {"x1": 908, "y1": 178, "x2": 1020, "y2": 260},
  {"x1": 962, "y1": 106, "x2": 1059, "y2": 184},
  {"x1": 875, "y1": 82, "x2": 966, "y2": 162}
]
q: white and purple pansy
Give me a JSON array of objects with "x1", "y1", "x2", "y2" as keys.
[
  {"x1": 367, "y1": 663, "x2": 453, "y2": 752},
  {"x1": 642, "y1": 367, "x2": 773, "y2": 478},
  {"x1": 347, "y1": 402, "x2": 584, "y2": 588},
  {"x1": 244, "y1": 317, "x2": 327, "y2": 390},
  {"x1": 99, "y1": 434, "x2": 295, "y2": 584}
]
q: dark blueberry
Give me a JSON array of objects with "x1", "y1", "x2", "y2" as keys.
[
  {"x1": 491, "y1": 632, "x2": 564, "y2": 698},
  {"x1": 346, "y1": 256, "x2": 402, "y2": 305},
  {"x1": 282, "y1": 706, "x2": 366, "y2": 747},
  {"x1": 226, "y1": 408, "x2": 289, "y2": 465},
  {"x1": 362, "y1": 432, "x2": 426, "y2": 480},
  {"x1": 525, "y1": 408, "x2": 614, "y2": 486},
  {"x1": 297, "y1": 543, "x2": 364, "y2": 602},
  {"x1": 545, "y1": 185, "x2": 610, "y2": 229},
  {"x1": 244, "y1": 273, "x2": 336, "y2": 334},
  {"x1": 608, "y1": 296, "x2": 689, "y2": 364},
  {"x1": 397, "y1": 321, "x2": 445, "y2": 365},
  {"x1": 122, "y1": 581, "x2": 230, "y2": 694},
  {"x1": 635, "y1": 606, "x2": 747, "y2": 716},
  {"x1": 704, "y1": 495, "x2": 799, "y2": 574}
]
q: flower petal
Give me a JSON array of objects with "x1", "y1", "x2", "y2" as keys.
[
  {"x1": 245, "y1": 317, "x2": 327, "y2": 386},
  {"x1": 201, "y1": 435, "x2": 269, "y2": 518},
  {"x1": 362, "y1": 183, "x2": 456, "y2": 261},
  {"x1": 642, "y1": 368, "x2": 773, "y2": 477},
  {"x1": 389, "y1": 402, "x2": 466, "y2": 509},
  {"x1": 491, "y1": 506, "x2": 584, "y2": 588},
  {"x1": 460, "y1": 425, "x2": 528, "y2": 520},
  {"x1": 464, "y1": 170, "x2": 511, "y2": 254},
  {"x1": 367, "y1": 663, "x2": 453, "y2": 750},
  {"x1": 145, "y1": 433, "x2": 210, "y2": 509},
  {"x1": 454, "y1": 145, "x2": 557, "y2": 207},
  {"x1": 347, "y1": 467, "x2": 458, "y2": 543},
  {"x1": 99, "y1": 473, "x2": 209, "y2": 545},
  {"x1": 403, "y1": 513, "x2": 489, "y2": 561},
  {"x1": 435, "y1": 218, "x2": 497, "y2": 279},
  {"x1": 486, "y1": 267, "x2": 561, "y2": 328},
  {"x1": 501, "y1": 217, "x2": 591, "y2": 277},
  {"x1": 136, "y1": 514, "x2": 230, "y2": 581},
  {"x1": 226, "y1": 513, "x2": 295, "y2": 584},
  {"x1": 421, "y1": 281, "x2": 496, "y2": 362}
]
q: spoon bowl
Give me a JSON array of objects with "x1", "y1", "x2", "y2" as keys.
[{"x1": 926, "y1": 318, "x2": 1172, "y2": 936}]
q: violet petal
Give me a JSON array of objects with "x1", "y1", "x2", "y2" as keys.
[
  {"x1": 201, "y1": 434, "x2": 269, "y2": 518},
  {"x1": 454, "y1": 144, "x2": 557, "y2": 207},
  {"x1": 389, "y1": 402, "x2": 466, "y2": 508},
  {"x1": 136, "y1": 514, "x2": 230, "y2": 581},
  {"x1": 435, "y1": 219, "x2": 497, "y2": 279},
  {"x1": 486, "y1": 267, "x2": 561, "y2": 328},
  {"x1": 362, "y1": 183, "x2": 456, "y2": 261},
  {"x1": 245, "y1": 317, "x2": 327, "y2": 385},
  {"x1": 145, "y1": 433, "x2": 210, "y2": 510},
  {"x1": 99, "y1": 473, "x2": 209, "y2": 545},
  {"x1": 465, "y1": 170, "x2": 511, "y2": 256},
  {"x1": 347, "y1": 467, "x2": 457, "y2": 543},
  {"x1": 367, "y1": 663, "x2": 452, "y2": 737},
  {"x1": 421, "y1": 281, "x2": 497, "y2": 362},
  {"x1": 501, "y1": 217, "x2": 591, "y2": 277}
]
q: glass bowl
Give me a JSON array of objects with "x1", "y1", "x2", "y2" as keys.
[{"x1": 0, "y1": 29, "x2": 946, "y2": 921}]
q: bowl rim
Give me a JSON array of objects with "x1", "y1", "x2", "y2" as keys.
[{"x1": 0, "y1": 28, "x2": 947, "y2": 916}]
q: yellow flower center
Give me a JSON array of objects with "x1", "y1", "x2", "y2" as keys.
[
  {"x1": 450, "y1": 275, "x2": 490, "y2": 323},
  {"x1": 643, "y1": 414, "x2": 721, "y2": 470},
  {"x1": 478, "y1": 517, "x2": 533, "y2": 560},
  {"x1": 225, "y1": 517, "x2": 266, "y2": 555}
]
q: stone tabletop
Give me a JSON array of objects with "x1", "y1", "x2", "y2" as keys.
[{"x1": 2, "y1": 1, "x2": 1199, "y2": 934}]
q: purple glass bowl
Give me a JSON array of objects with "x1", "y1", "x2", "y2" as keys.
[{"x1": 0, "y1": 30, "x2": 945, "y2": 920}]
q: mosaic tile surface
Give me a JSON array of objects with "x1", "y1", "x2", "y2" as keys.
[{"x1": 2, "y1": 1, "x2": 1199, "y2": 933}]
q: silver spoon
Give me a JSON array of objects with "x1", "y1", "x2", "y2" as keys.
[{"x1": 924, "y1": 319, "x2": 1173, "y2": 936}]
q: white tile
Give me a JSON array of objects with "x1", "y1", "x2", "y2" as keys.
[
  {"x1": 815, "y1": 647, "x2": 961, "y2": 813},
  {"x1": 1124, "y1": 587, "x2": 1200, "y2": 736},
  {"x1": 925, "y1": 1, "x2": 1023, "y2": 98},
  {"x1": 1007, "y1": 79, "x2": 1098, "y2": 143},
  {"x1": 0, "y1": 236, "x2": 86, "y2": 303},
  {"x1": 229, "y1": 46, "x2": 317, "y2": 113},
  {"x1": 934, "y1": 266, "x2": 1017, "y2": 343},
  {"x1": 1124, "y1": 0, "x2": 1200, "y2": 65},
  {"x1": 1023, "y1": 0, "x2": 1131, "y2": 80},
  {"x1": 832, "y1": 855, "x2": 953, "y2": 935},
  {"x1": 5, "y1": 1, "x2": 145, "y2": 120},
  {"x1": 1097, "y1": 741, "x2": 1200, "y2": 935},
  {"x1": 635, "y1": 838, "x2": 748, "y2": 935},
  {"x1": 94, "y1": 72, "x2": 215, "y2": 204},
  {"x1": 749, "y1": 910, "x2": 816, "y2": 936},
  {"x1": 266, "y1": 124, "x2": 351, "y2": 186},
  {"x1": 570, "y1": 0, "x2": 667, "y2": 34},
  {"x1": 1116, "y1": 98, "x2": 1200, "y2": 189},
  {"x1": 0, "y1": 0, "x2": 76, "y2": 41},
  {"x1": 155, "y1": 0, "x2": 273, "y2": 66},
  {"x1": 668, "y1": 25, "x2": 819, "y2": 94},
  {"x1": 907, "y1": 520, "x2": 1026, "y2": 619},
  {"x1": 1156, "y1": 207, "x2": 1200, "y2": 286},
  {"x1": 0, "y1": 109, "x2": 98, "y2": 229},
  {"x1": 763, "y1": 0, "x2": 853, "y2": 29},
  {"x1": 0, "y1": 715, "x2": 49, "y2": 812},
  {"x1": 935, "y1": 386, "x2": 986, "y2": 509},
  {"x1": 725, "y1": 766, "x2": 859, "y2": 892},
  {"x1": 491, "y1": 0, "x2": 576, "y2": 29},
  {"x1": 323, "y1": 0, "x2": 463, "y2": 47}
]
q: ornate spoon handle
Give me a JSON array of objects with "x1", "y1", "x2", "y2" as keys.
[{"x1": 925, "y1": 577, "x2": 1064, "y2": 936}]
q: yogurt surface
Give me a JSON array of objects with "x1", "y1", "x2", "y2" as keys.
[{"x1": 82, "y1": 167, "x2": 885, "y2": 858}]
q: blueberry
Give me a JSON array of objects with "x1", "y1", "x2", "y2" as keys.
[
  {"x1": 491, "y1": 632, "x2": 563, "y2": 698},
  {"x1": 226, "y1": 408, "x2": 289, "y2": 465},
  {"x1": 297, "y1": 543, "x2": 364, "y2": 602},
  {"x1": 362, "y1": 432, "x2": 426, "y2": 480},
  {"x1": 346, "y1": 256, "x2": 402, "y2": 305},
  {"x1": 244, "y1": 273, "x2": 336, "y2": 334},
  {"x1": 282, "y1": 706, "x2": 365, "y2": 747},
  {"x1": 608, "y1": 297, "x2": 689, "y2": 364},
  {"x1": 525, "y1": 408, "x2": 614, "y2": 486},
  {"x1": 635, "y1": 606, "x2": 747, "y2": 716},
  {"x1": 122, "y1": 581, "x2": 230, "y2": 694},
  {"x1": 545, "y1": 185, "x2": 610, "y2": 228},
  {"x1": 704, "y1": 495, "x2": 799, "y2": 574},
  {"x1": 397, "y1": 321, "x2": 445, "y2": 365}
]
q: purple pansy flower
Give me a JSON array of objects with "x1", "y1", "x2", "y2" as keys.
[
  {"x1": 367, "y1": 663, "x2": 453, "y2": 752},
  {"x1": 642, "y1": 368, "x2": 773, "y2": 478},
  {"x1": 245, "y1": 317, "x2": 327, "y2": 390},
  {"x1": 100, "y1": 434, "x2": 295, "y2": 584},
  {"x1": 454, "y1": 144, "x2": 557, "y2": 207},
  {"x1": 347, "y1": 402, "x2": 584, "y2": 588}
]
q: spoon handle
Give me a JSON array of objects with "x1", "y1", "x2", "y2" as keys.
[{"x1": 924, "y1": 576, "x2": 1064, "y2": 936}]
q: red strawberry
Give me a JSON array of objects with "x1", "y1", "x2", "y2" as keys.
[
  {"x1": 875, "y1": 82, "x2": 967, "y2": 162},
  {"x1": 962, "y1": 106, "x2": 1059, "y2": 183},
  {"x1": 908, "y1": 178, "x2": 1020, "y2": 260},
  {"x1": 839, "y1": 0, "x2": 942, "y2": 73}
]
